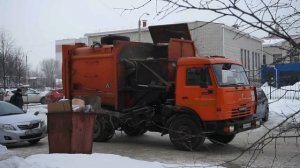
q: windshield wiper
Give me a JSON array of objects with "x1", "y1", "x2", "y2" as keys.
[{"x1": 222, "y1": 83, "x2": 245, "y2": 86}]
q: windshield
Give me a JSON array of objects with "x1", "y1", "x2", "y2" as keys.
[
  {"x1": 0, "y1": 101, "x2": 24, "y2": 116},
  {"x1": 213, "y1": 64, "x2": 249, "y2": 86}
]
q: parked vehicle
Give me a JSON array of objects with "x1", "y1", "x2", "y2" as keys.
[
  {"x1": 62, "y1": 23, "x2": 260, "y2": 151},
  {"x1": 256, "y1": 88, "x2": 269, "y2": 122},
  {"x1": 45, "y1": 89, "x2": 64, "y2": 104},
  {"x1": 0, "y1": 101, "x2": 47, "y2": 145},
  {"x1": 0, "y1": 88, "x2": 4, "y2": 101},
  {"x1": 3, "y1": 89, "x2": 48, "y2": 104}
]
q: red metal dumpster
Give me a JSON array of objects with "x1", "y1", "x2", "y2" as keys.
[{"x1": 47, "y1": 112, "x2": 96, "y2": 154}]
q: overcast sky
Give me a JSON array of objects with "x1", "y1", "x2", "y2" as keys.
[{"x1": 0, "y1": 0, "x2": 264, "y2": 69}]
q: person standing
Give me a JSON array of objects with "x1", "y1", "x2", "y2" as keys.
[{"x1": 10, "y1": 88, "x2": 24, "y2": 109}]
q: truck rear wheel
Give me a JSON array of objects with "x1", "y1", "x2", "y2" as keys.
[
  {"x1": 169, "y1": 114, "x2": 205, "y2": 151},
  {"x1": 122, "y1": 124, "x2": 147, "y2": 136},
  {"x1": 208, "y1": 134, "x2": 235, "y2": 144},
  {"x1": 93, "y1": 116, "x2": 115, "y2": 142}
]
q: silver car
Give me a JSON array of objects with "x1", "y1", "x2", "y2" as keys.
[
  {"x1": 256, "y1": 88, "x2": 269, "y2": 122},
  {"x1": 0, "y1": 101, "x2": 47, "y2": 145},
  {"x1": 3, "y1": 89, "x2": 48, "y2": 104}
]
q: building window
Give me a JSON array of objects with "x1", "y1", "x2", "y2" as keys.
[
  {"x1": 241, "y1": 49, "x2": 243, "y2": 66},
  {"x1": 257, "y1": 53, "x2": 261, "y2": 68},
  {"x1": 244, "y1": 50, "x2": 247, "y2": 69},
  {"x1": 273, "y1": 54, "x2": 282, "y2": 63},
  {"x1": 252, "y1": 52, "x2": 255, "y2": 71},
  {"x1": 255, "y1": 53, "x2": 258, "y2": 68},
  {"x1": 294, "y1": 56, "x2": 299, "y2": 63},
  {"x1": 247, "y1": 50, "x2": 250, "y2": 70},
  {"x1": 263, "y1": 55, "x2": 266, "y2": 64}
]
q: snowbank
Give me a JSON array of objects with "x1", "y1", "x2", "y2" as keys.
[
  {"x1": 0, "y1": 145, "x2": 8, "y2": 155},
  {"x1": 0, "y1": 153, "x2": 220, "y2": 168},
  {"x1": 261, "y1": 82, "x2": 300, "y2": 100},
  {"x1": 261, "y1": 82, "x2": 300, "y2": 127}
]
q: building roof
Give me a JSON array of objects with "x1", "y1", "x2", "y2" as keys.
[
  {"x1": 262, "y1": 38, "x2": 285, "y2": 47},
  {"x1": 84, "y1": 21, "x2": 262, "y2": 42},
  {"x1": 85, "y1": 28, "x2": 147, "y2": 37},
  {"x1": 262, "y1": 34, "x2": 300, "y2": 47}
]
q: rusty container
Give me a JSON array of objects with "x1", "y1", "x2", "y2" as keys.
[{"x1": 47, "y1": 112, "x2": 96, "y2": 154}]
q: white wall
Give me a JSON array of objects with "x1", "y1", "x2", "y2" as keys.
[{"x1": 188, "y1": 22, "x2": 223, "y2": 56}]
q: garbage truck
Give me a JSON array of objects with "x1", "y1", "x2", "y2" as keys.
[{"x1": 62, "y1": 23, "x2": 260, "y2": 151}]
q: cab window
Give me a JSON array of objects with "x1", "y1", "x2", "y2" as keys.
[{"x1": 186, "y1": 67, "x2": 211, "y2": 86}]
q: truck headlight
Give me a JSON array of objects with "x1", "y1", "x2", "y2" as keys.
[{"x1": 0, "y1": 124, "x2": 16, "y2": 131}]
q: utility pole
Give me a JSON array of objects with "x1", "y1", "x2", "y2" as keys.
[
  {"x1": 2, "y1": 49, "x2": 6, "y2": 90},
  {"x1": 26, "y1": 54, "x2": 28, "y2": 85}
]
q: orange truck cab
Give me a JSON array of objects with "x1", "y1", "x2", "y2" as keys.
[{"x1": 62, "y1": 23, "x2": 260, "y2": 151}]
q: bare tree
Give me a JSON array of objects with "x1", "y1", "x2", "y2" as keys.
[
  {"x1": 41, "y1": 58, "x2": 60, "y2": 88},
  {"x1": 29, "y1": 67, "x2": 45, "y2": 89},
  {"x1": 0, "y1": 30, "x2": 14, "y2": 89},
  {"x1": 123, "y1": 0, "x2": 300, "y2": 50},
  {"x1": 13, "y1": 49, "x2": 27, "y2": 85}
]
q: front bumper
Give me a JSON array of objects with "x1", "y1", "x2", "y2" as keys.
[
  {"x1": 204, "y1": 116, "x2": 261, "y2": 135},
  {"x1": 0, "y1": 126, "x2": 47, "y2": 144}
]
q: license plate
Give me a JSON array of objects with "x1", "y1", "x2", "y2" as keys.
[
  {"x1": 243, "y1": 123, "x2": 251, "y2": 129},
  {"x1": 25, "y1": 129, "x2": 40, "y2": 135}
]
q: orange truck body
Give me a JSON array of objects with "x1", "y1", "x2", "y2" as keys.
[{"x1": 62, "y1": 23, "x2": 260, "y2": 150}]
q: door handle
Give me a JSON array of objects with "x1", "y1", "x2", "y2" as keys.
[
  {"x1": 202, "y1": 90, "x2": 213, "y2": 95},
  {"x1": 182, "y1": 96, "x2": 188, "y2": 100}
]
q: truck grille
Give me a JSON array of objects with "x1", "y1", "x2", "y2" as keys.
[
  {"x1": 18, "y1": 123, "x2": 39, "y2": 130},
  {"x1": 231, "y1": 106, "x2": 251, "y2": 118}
]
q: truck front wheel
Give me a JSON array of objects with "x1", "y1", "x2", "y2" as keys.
[
  {"x1": 208, "y1": 134, "x2": 235, "y2": 144},
  {"x1": 169, "y1": 114, "x2": 205, "y2": 151},
  {"x1": 93, "y1": 116, "x2": 115, "y2": 142}
]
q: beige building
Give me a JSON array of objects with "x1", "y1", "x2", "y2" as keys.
[
  {"x1": 262, "y1": 35, "x2": 300, "y2": 65},
  {"x1": 85, "y1": 21, "x2": 263, "y2": 83}
]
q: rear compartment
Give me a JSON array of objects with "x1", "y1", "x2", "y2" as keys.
[{"x1": 62, "y1": 39, "x2": 195, "y2": 111}]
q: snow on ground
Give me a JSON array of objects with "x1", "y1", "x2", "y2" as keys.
[
  {"x1": 261, "y1": 82, "x2": 300, "y2": 99},
  {"x1": 0, "y1": 145, "x2": 8, "y2": 155},
  {"x1": 0, "y1": 152, "x2": 220, "y2": 168},
  {"x1": 267, "y1": 99, "x2": 300, "y2": 127},
  {"x1": 261, "y1": 82, "x2": 300, "y2": 128}
]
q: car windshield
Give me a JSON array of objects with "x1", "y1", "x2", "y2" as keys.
[
  {"x1": 0, "y1": 101, "x2": 24, "y2": 116},
  {"x1": 213, "y1": 64, "x2": 249, "y2": 87}
]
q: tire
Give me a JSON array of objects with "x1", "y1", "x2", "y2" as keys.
[
  {"x1": 122, "y1": 124, "x2": 147, "y2": 136},
  {"x1": 262, "y1": 108, "x2": 269, "y2": 122},
  {"x1": 208, "y1": 134, "x2": 235, "y2": 145},
  {"x1": 93, "y1": 116, "x2": 115, "y2": 142},
  {"x1": 40, "y1": 97, "x2": 46, "y2": 104},
  {"x1": 169, "y1": 114, "x2": 205, "y2": 151},
  {"x1": 101, "y1": 35, "x2": 130, "y2": 45},
  {"x1": 28, "y1": 139, "x2": 40, "y2": 144}
]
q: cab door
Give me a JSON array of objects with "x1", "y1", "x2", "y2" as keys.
[{"x1": 176, "y1": 66, "x2": 217, "y2": 121}]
